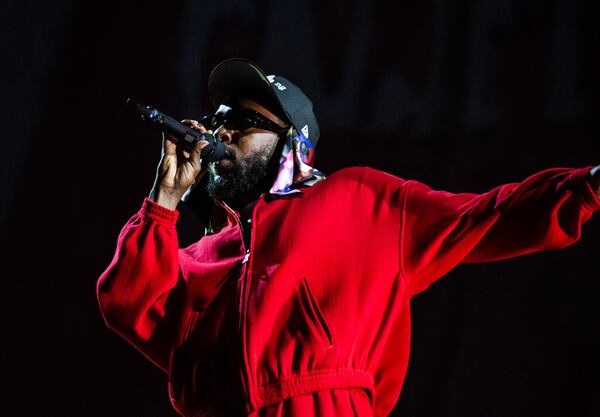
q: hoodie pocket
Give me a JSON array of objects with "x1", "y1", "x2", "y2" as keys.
[{"x1": 296, "y1": 277, "x2": 334, "y2": 348}]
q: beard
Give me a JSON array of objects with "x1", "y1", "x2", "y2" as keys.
[{"x1": 206, "y1": 143, "x2": 276, "y2": 202}]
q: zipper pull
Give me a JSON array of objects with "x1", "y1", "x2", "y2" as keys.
[{"x1": 242, "y1": 249, "x2": 250, "y2": 264}]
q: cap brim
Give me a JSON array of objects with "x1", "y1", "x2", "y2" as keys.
[{"x1": 208, "y1": 58, "x2": 288, "y2": 122}]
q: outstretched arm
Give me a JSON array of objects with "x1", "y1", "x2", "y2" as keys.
[{"x1": 400, "y1": 166, "x2": 600, "y2": 293}]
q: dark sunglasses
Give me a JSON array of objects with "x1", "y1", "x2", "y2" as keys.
[{"x1": 200, "y1": 108, "x2": 288, "y2": 135}]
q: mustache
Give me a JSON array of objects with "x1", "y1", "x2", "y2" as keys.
[{"x1": 222, "y1": 145, "x2": 236, "y2": 160}]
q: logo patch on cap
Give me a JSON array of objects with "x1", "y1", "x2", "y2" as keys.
[
  {"x1": 267, "y1": 75, "x2": 287, "y2": 91},
  {"x1": 301, "y1": 125, "x2": 309, "y2": 138}
]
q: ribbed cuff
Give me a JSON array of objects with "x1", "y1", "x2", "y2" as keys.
[{"x1": 141, "y1": 197, "x2": 179, "y2": 226}]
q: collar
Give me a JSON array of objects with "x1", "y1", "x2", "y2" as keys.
[{"x1": 269, "y1": 128, "x2": 326, "y2": 195}]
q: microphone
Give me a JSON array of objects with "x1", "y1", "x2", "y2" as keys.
[{"x1": 126, "y1": 98, "x2": 226, "y2": 163}]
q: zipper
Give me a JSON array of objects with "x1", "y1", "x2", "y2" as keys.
[
  {"x1": 219, "y1": 199, "x2": 247, "y2": 331},
  {"x1": 217, "y1": 200, "x2": 250, "y2": 403},
  {"x1": 218, "y1": 196, "x2": 263, "y2": 409}
]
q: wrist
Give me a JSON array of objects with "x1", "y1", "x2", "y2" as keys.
[
  {"x1": 588, "y1": 165, "x2": 600, "y2": 198},
  {"x1": 149, "y1": 185, "x2": 183, "y2": 210}
]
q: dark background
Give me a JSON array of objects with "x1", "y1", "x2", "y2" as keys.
[{"x1": 1, "y1": 1, "x2": 599, "y2": 416}]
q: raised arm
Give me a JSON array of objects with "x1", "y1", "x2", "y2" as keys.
[
  {"x1": 97, "y1": 122, "x2": 209, "y2": 371},
  {"x1": 97, "y1": 199, "x2": 185, "y2": 372},
  {"x1": 400, "y1": 166, "x2": 600, "y2": 293}
]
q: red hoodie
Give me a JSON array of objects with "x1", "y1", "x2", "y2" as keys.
[{"x1": 97, "y1": 166, "x2": 600, "y2": 417}]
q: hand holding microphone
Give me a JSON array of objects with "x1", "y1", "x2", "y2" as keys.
[
  {"x1": 126, "y1": 98, "x2": 225, "y2": 162},
  {"x1": 126, "y1": 98, "x2": 224, "y2": 209}
]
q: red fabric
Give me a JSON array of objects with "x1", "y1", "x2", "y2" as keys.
[
  {"x1": 250, "y1": 388, "x2": 373, "y2": 417},
  {"x1": 97, "y1": 166, "x2": 600, "y2": 417}
]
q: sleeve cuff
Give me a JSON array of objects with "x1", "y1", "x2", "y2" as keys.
[
  {"x1": 571, "y1": 166, "x2": 600, "y2": 212},
  {"x1": 141, "y1": 197, "x2": 179, "y2": 226}
]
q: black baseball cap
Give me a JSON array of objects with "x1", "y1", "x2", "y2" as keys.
[{"x1": 207, "y1": 58, "x2": 320, "y2": 146}]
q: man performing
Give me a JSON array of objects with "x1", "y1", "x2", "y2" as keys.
[{"x1": 97, "y1": 58, "x2": 600, "y2": 417}]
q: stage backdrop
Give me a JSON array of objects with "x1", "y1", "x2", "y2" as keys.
[{"x1": 1, "y1": 1, "x2": 599, "y2": 416}]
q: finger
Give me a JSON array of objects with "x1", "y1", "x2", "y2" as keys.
[
  {"x1": 182, "y1": 118, "x2": 210, "y2": 134},
  {"x1": 162, "y1": 133, "x2": 178, "y2": 155},
  {"x1": 181, "y1": 119, "x2": 208, "y2": 134},
  {"x1": 191, "y1": 139, "x2": 209, "y2": 154},
  {"x1": 181, "y1": 119, "x2": 199, "y2": 128},
  {"x1": 181, "y1": 119, "x2": 212, "y2": 134},
  {"x1": 189, "y1": 140, "x2": 209, "y2": 163},
  {"x1": 175, "y1": 143, "x2": 188, "y2": 163}
]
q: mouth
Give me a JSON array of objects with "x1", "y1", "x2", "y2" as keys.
[
  {"x1": 213, "y1": 150, "x2": 235, "y2": 173},
  {"x1": 215, "y1": 158, "x2": 233, "y2": 170}
]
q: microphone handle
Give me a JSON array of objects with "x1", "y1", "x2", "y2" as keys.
[{"x1": 126, "y1": 98, "x2": 225, "y2": 162}]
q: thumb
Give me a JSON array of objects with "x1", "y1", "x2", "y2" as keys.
[{"x1": 190, "y1": 140, "x2": 209, "y2": 161}]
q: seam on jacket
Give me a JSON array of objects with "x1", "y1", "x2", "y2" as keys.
[{"x1": 398, "y1": 180, "x2": 426, "y2": 295}]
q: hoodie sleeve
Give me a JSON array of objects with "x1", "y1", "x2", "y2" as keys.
[
  {"x1": 399, "y1": 167, "x2": 600, "y2": 293},
  {"x1": 96, "y1": 198, "x2": 186, "y2": 372}
]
